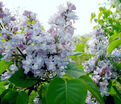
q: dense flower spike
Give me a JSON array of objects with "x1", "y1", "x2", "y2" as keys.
[
  {"x1": 83, "y1": 29, "x2": 120, "y2": 104},
  {"x1": 0, "y1": 2, "x2": 77, "y2": 79}
]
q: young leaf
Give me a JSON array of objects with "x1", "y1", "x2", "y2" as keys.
[
  {"x1": 66, "y1": 62, "x2": 86, "y2": 78},
  {"x1": 16, "y1": 91, "x2": 29, "y2": 104},
  {"x1": 9, "y1": 69, "x2": 38, "y2": 88},
  {"x1": 32, "y1": 20, "x2": 35, "y2": 24},
  {"x1": 0, "y1": 60, "x2": 13, "y2": 74},
  {"x1": 109, "y1": 32, "x2": 120, "y2": 43},
  {"x1": 46, "y1": 78, "x2": 87, "y2": 104},
  {"x1": 80, "y1": 75, "x2": 104, "y2": 104},
  {"x1": 90, "y1": 13, "x2": 96, "y2": 23},
  {"x1": 75, "y1": 43, "x2": 84, "y2": 52},
  {"x1": 0, "y1": 80, "x2": 7, "y2": 95},
  {"x1": 28, "y1": 90, "x2": 37, "y2": 104}
]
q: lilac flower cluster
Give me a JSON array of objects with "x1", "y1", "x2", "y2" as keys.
[
  {"x1": 0, "y1": 2, "x2": 77, "y2": 80},
  {"x1": 83, "y1": 29, "x2": 119, "y2": 104},
  {"x1": 87, "y1": 28, "x2": 108, "y2": 56},
  {"x1": 0, "y1": 2, "x2": 18, "y2": 54}
]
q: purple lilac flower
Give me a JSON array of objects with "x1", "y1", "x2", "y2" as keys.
[
  {"x1": 84, "y1": 28, "x2": 119, "y2": 103},
  {"x1": 0, "y1": 2, "x2": 77, "y2": 79},
  {"x1": 23, "y1": 10, "x2": 32, "y2": 17},
  {"x1": 10, "y1": 16, "x2": 16, "y2": 21},
  {"x1": 67, "y1": 2, "x2": 76, "y2": 10},
  {"x1": 0, "y1": 2, "x2": 3, "y2": 8}
]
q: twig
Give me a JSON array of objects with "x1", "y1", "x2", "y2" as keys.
[{"x1": 16, "y1": 47, "x2": 26, "y2": 59}]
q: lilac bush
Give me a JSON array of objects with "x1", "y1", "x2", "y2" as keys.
[{"x1": 1, "y1": 1, "x2": 120, "y2": 104}]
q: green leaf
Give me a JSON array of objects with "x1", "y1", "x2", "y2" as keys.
[
  {"x1": 90, "y1": 13, "x2": 96, "y2": 23},
  {"x1": 98, "y1": 11, "x2": 103, "y2": 20},
  {"x1": 27, "y1": 20, "x2": 31, "y2": 24},
  {"x1": 0, "y1": 80, "x2": 7, "y2": 95},
  {"x1": 108, "y1": 81, "x2": 121, "y2": 104},
  {"x1": 99, "y1": 7, "x2": 105, "y2": 12},
  {"x1": 41, "y1": 26, "x2": 45, "y2": 31},
  {"x1": 75, "y1": 43, "x2": 84, "y2": 52},
  {"x1": 28, "y1": 91, "x2": 37, "y2": 104},
  {"x1": 32, "y1": 20, "x2": 35, "y2": 24},
  {"x1": 107, "y1": 32, "x2": 121, "y2": 55},
  {"x1": 0, "y1": 55, "x2": 2, "y2": 60},
  {"x1": 39, "y1": 86, "x2": 47, "y2": 104},
  {"x1": 94, "y1": 18, "x2": 98, "y2": 23},
  {"x1": 0, "y1": 60, "x2": 13, "y2": 74},
  {"x1": 16, "y1": 91, "x2": 29, "y2": 104},
  {"x1": 109, "y1": 32, "x2": 120, "y2": 43},
  {"x1": 110, "y1": 61, "x2": 121, "y2": 71},
  {"x1": 1, "y1": 89, "x2": 18, "y2": 104},
  {"x1": 0, "y1": 85, "x2": 5, "y2": 96},
  {"x1": 66, "y1": 62, "x2": 86, "y2": 78},
  {"x1": 46, "y1": 78, "x2": 87, "y2": 104},
  {"x1": 98, "y1": 19, "x2": 104, "y2": 25},
  {"x1": 107, "y1": 39, "x2": 121, "y2": 55},
  {"x1": 112, "y1": 95, "x2": 121, "y2": 104},
  {"x1": 70, "y1": 53, "x2": 94, "y2": 71},
  {"x1": 9, "y1": 69, "x2": 38, "y2": 88},
  {"x1": 70, "y1": 52, "x2": 83, "y2": 56},
  {"x1": 80, "y1": 75, "x2": 104, "y2": 104}
]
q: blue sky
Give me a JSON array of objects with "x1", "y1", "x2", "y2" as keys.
[{"x1": 1, "y1": 0, "x2": 103, "y2": 35}]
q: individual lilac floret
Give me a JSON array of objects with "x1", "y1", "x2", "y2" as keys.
[
  {"x1": 10, "y1": 16, "x2": 16, "y2": 21},
  {"x1": 23, "y1": 10, "x2": 32, "y2": 17},
  {"x1": 34, "y1": 96, "x2": 40, "y2": 104},
  {"x1": 67, "y1": 2, "x2": 76, "y2": 10}
]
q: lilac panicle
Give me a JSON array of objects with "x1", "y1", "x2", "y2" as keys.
[{"x1": 0, "y1": 2, "x2": 77, "y2": 80}]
